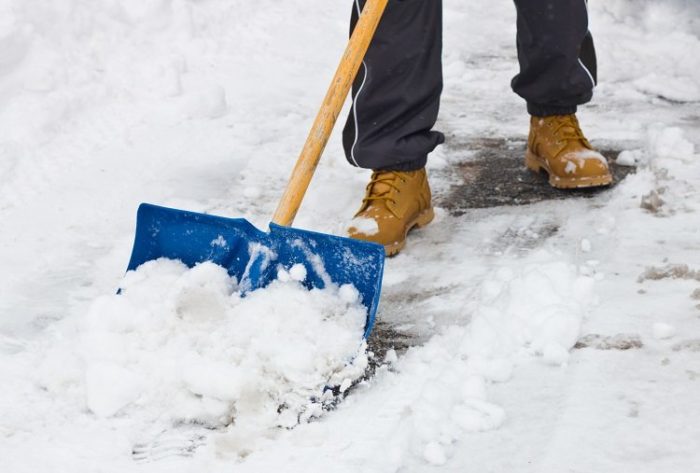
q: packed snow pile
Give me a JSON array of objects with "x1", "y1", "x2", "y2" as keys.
[
  {"x1": 402, "y1": 256, "x2": 595, "y2": 465},
  {"x1": 228, "y1": 252, "x2": 598, "y2": 471},
  {"x1": 28, "y1": 259, "x2": 368, "y2": 434},
  {"x1": 464, "y1": 256, "x2": 595, "y2": 366}
]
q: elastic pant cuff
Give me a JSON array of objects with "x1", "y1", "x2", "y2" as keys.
[
  {"x1": 527, "y1": 103, "x2": 578, "y2": 117},
  {"x1": 373, "y1": 157, "x2": 428, "y2": 173}
]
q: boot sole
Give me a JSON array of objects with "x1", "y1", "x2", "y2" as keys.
[
  {"x1": 525, "y1": 150, "x2": 613, "y2": 189},
  {"x1": 384, "y1": 207, "x2": 435, "y2": 257}
]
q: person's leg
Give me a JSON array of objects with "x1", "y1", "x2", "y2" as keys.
[
  {"x1": 342, "y1": 0, "x2": 444, "y2": 172},
  {"x1": 511, "y1": 0, "x2": 596, "y2": 116},
  {"x1": 344, "y1": 0, "x2": 443, "y2": 256},
  {"x1": 511, "y1": 0, "x2": 611, "y2": 189}
]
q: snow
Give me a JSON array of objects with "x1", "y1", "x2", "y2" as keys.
[
  {"x1": 383, "y1": 348, "x2": 398, "y2": 365},
  {"x1": 289, "y1": 263, "x2": 308, "y2": 282},
  {"x1": 581, "y1": 238, "x2": 592, "y2": 253},
  {"x1": 423, "y1": 441, "x2": 447, "y2": 466},
  {"x1": 2, "y1": 258, "x2": 368, "y2": 464},
  {"x1": 651, "y1": 323, "x2": 676, "y2": 340},
  {"x1": 569, "y1": 149, "x2": 609, "y2": 168},
  {"x1": 646, "y1": 126, "x2": 695, "y2": 163},
  {"x1": 1, "y1": 0, "x2": 700, "y2": 472},
  {"x1": 616, "y1": 149, "x2": 643, "y2": 167},
  {"x1": 348, "y1": 216, "x2": 379, "y2": 236}
]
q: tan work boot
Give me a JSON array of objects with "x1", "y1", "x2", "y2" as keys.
[
  {"x1": 525, "y1": 114, "x2": 613, "y2": 189},
  {"x1": 348, "y1": 169, "x2": 434, "y2": 256}
]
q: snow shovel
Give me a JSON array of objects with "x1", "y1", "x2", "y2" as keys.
[{"x1": 125, "y1": 0, "x2": 388, "y2": 338}]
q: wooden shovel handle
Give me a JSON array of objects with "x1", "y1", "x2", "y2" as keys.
[{"x1": 271, "y1": 0, "x2": 388, "y2": 227}]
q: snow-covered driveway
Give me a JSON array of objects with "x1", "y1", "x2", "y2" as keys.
[{"x1": 1, "y1": 0, "x2": 699, "y2": 471}]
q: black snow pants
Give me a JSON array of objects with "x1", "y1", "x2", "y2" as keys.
[{"x1": 343, "y1": 0, "x2": 598, "y2": 171}]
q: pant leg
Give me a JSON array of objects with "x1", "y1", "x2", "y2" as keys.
[
  {"x1": 342, "y1": 0, "x2": 444, "y2": 171},
  {"x1": 511, "y1": 0, "x2": 598, "y2": 116}
]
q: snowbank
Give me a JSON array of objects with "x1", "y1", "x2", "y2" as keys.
[
  {"x1": 74, "y1": 258, "x2": 367, "y2": 428},
  {"x1": 1, "y1": 258, "x2": 369, "y2": 470}
]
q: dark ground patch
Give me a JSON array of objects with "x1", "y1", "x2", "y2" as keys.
[
  {"x1": 365, "y1": 283, "x2": 461, "y2": 368},
  {"x1": 366, "y1": 321, "x2": 417, "y2": 367},
  {"x1": 323, "y1": 322, "x2": 415, "y2": 406},
  {"x1": 574, "y1": 333, "x2": 644, "y2": 351},
  {"x1": 672, "y1": 339, "x2": 700, "y2": 352},
  {"x1": 436, "y1": 137, "x2": 634, "y2": 215}
]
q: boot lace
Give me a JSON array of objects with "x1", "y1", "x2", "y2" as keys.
[
  {"x1": 551, "y1": 115, "x2": 591, "y2": 148},
  {"x1": 362, "y1": 171, "x2": 405, "y2": 217}
]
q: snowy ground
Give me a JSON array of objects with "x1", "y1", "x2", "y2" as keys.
[{"x1": 1, "y1": 0, "x2": 700, "y2": 471}]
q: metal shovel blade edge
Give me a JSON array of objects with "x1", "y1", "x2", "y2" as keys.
[{"x1": 125, "y1": 203, "x2": 385, "y2": 338}]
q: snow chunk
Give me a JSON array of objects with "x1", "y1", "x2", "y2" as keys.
[
  {"x1": 288, "y1": 263, "x2": 307, "y2": 282},
  {"x1": 569, "y1": 149, "x2": 609, "y2": 168},
  {"x1": 652, "y1": 323, "x2": 676, "y2": 340},
  {"x1": 616, "y1": 149, "x2": 645, "y2": 167},
  {"x1": 383, "y1": 348, "x2": 398, "y2": 365},
  {"x1": 339, "y1": 284, "x2": 360, "y2": 304},
  {"x1": 339, "y1": 378, "x2": 352, "y2": 393},
  {"x1": 348, "y1": 217, "x2": 379, "y2": 236}
]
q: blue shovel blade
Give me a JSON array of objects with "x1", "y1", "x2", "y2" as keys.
[{"x1": 126, "y1": 203, "x2": 385, "y2": 338}]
